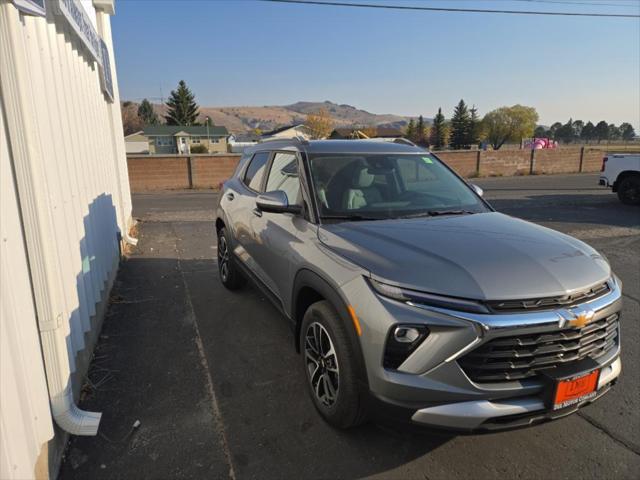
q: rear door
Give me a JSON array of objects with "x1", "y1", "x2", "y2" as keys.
[{"x1": 223, "y1": 150, "x2": 273, "y2": 286}]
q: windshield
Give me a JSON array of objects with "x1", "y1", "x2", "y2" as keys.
[{"x1": 308, "y1": 153, "x2": 489, "y2": 221}]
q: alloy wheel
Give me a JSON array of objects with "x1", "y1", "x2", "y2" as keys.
[
  {"x1": 305, "y1": 322, "x2": 340, "y2": 407},
  {"x1": 217, "y1": 234, "x2": 229, "y2": 282}
]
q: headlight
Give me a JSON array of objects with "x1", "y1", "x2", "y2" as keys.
[{"x1": 368, "y1": 277, "x2": 489, "y2": 314}]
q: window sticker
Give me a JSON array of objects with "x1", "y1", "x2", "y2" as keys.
[{"x1": 422, "y1": 156, "x2": 433, "y2": 164}]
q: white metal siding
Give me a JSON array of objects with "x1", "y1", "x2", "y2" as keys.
[
  {"x1": 0, "y1": 0, "x2": 132, "y2": 477},
  {"x1": 1, "y1": 95, "x2": 55, "y2": 480}
]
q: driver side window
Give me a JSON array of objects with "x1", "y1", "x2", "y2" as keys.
[{"x1": 265, "y1": 152, "x2": 302, "y2": 205}]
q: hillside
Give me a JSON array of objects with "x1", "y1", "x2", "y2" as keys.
[{"x1": 142, "y1": 100, "x2": 414, "y2": 135}]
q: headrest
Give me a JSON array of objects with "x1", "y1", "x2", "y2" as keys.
[{"x1": 353, "y1": 167, "x2": 375, "y2": 188}]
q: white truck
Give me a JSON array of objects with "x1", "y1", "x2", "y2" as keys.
[{"x1": 599, "y1": 153, "x2": 640, "y2": 205}]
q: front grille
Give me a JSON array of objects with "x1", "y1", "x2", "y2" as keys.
[
  {"x1": 486, "y1": 282, "x2": 610, "y2": 313},
  {"x1": 459, "y1": 313, "x2": 619, "y2": 382}
]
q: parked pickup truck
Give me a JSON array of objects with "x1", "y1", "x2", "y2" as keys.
[{"x1": 599, "y1": 153, "x2": 640, "y2": 205}]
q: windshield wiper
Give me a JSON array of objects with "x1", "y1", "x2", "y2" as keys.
[
  {"x1": 321, "y1": 214, "x2": 382, "y2": 222},
  {"x1": 428, "y1": 210, "x2": 475, "y2": 216},
  {"x1": 400, "y1": 210, "x2": 475, "y2": 219}
]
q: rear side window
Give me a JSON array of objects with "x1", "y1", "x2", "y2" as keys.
[{"x1": 243, "y1": 151, "x2": 270, "y2": 191}]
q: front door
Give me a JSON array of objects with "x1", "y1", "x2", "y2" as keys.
[{"x1": 248, "y1": 151, "x2": 309, "y2": 303}]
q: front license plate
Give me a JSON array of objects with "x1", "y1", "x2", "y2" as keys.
[{"x1": 552, "y1": 369, "x2": 600, "y2": 410}]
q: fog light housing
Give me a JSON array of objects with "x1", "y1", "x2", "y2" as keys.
[{"x1": 383, "y1": 325, "x2": 429, "y2": 369}]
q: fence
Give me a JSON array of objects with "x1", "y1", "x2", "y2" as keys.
[{"x1": 127, "y1": 147, "x2": 608, "y2": 192}]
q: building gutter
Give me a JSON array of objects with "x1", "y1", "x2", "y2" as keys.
[{"x1": 0, "y1": 3, "x2": 101, "y2": 435}]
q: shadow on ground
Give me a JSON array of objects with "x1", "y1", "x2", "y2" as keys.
[{"x1": 59, "y1": 254, "x2": 452, "y2": 480}]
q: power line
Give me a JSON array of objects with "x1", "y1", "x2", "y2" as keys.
[
  {"x1": 258, "y1": 0, "x2": 640, "y2": 17},
  {"x1": 514, "y1": 0, "x2": 639, "y2": 8}
]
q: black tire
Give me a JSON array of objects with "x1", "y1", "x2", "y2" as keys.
[
  {"x1": 617, "y1": 175, "x2": 640, "y2": 205},
  {"x1": 217, "y1": 227, "x2": 246, "y2": 290},
  {"x1": 300, "y1": 300, "x2": 368, "y2": 428}
]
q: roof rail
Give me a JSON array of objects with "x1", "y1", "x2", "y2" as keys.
[
  {"x1": 258, "y1": 136, "x2": 309, "y2": 145},
  {"x1": 393, "y1": 138, "x2": 417, "y2": 147}
]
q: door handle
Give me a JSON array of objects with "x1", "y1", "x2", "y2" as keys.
[
  {"x1": 252, "y1": 208, "x2": 263, "y2": 217},
  {"x1": 226, "y1": 192, "x2": 235, "y2": 201}
]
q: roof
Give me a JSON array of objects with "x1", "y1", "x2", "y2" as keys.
[
  {"x1": 262, "y1": 124, "x2": 305, "y2": 136},
  {"x1": 246, "y1": 139, "x2": 424, "y2": 155},
  {"x1": 124, "y1": 130, "x2": 144, "y2": 139},
  {"x1": 142, "y1": 125, "x2": 229, "y2": 136}
]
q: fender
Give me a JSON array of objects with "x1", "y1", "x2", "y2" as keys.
[{"x1": 292, "y1": 269, "x2": 370, "y2": 390}]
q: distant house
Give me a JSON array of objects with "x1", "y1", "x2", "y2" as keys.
[
  {"x1": 261, "y1": 124, "x2": 312, "y2": 141},
  {"x1": 330, "y1": 126, "x2": 404, "y2": 139},
  {"x1": 124, "y1": 131, "x2": 149, "y2": 154},
  {"x1": 125, "y1": 125, "x2": 230, "y2": 155}
]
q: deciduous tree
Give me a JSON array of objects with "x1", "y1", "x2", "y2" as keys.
[
  {"x1": 482, "y1": 105, "x2": 538, "y2": 150},
  {"x1": 165, "y1": 80, "x2": 200, "y2": 125},
  {"x1": 620, "y1": 122, "x2": 636, "y2": 142},
  {"x1": 595, "y1": 121, "x2": 609, "y2": 143},
  {"x1": 121, "y1": 101, "x2": 143, "y2": 135},
  {"x1": 305, "y1": 108, "x2": 334, "y2": 139}
]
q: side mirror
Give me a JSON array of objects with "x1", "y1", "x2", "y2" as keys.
[
  {"x1": 470, "y1": 183, "x2": 483, "y2": 197},
  {"x1": 256, "y1": 190, "x2": 302, "y2": 214}
]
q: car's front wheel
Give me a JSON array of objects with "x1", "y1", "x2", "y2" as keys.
[
  {"x1": 217, "y1": 227, "x2": 246, "y2": 290},
  {"x1": 300, "y1": 300, "x2": 367, "y2": 428},
  {"x1": 617, "y1": 175, "x2": 640, "y2": 205}
]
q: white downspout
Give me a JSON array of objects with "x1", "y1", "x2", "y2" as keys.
[{"x1": 0, "y1": 2, "x2": 101, "y2": 435}]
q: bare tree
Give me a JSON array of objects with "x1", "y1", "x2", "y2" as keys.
[{"x1": 121, "y1": 101, "x2": 143, "y2": 135}]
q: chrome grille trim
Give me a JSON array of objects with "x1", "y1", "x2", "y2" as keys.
[
  {"x1": 486, "y1": 282, "x2": 610, "y2": 313},
  {"x1": 459, "y1": 313, "x2": 619, "y2": 382}
]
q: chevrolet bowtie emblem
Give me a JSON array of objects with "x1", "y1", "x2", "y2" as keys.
[{"x1": 559, "y1": 309, "x2": 596, "y2": 329}]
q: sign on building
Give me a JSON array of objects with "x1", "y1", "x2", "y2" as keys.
[
  {"x1": 99, "y1": 39, "x2": 114, "y2": 102},
  {"x1": 54, "y1": 0, "x2": 102, "y2": 65}
]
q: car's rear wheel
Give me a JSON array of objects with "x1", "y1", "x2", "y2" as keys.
[
  {"x1": 217, "y1": 227, "x2": 246, "y2": 290},
  {"x1": 617, "y1": 175, "x2": 640, "y2": 205},
  {"x1": 301, "y1": 300, "x2": 367, "y2": 428}
]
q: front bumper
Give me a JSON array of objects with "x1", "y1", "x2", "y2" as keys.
[
  {"x1": 411, "y1": 355, "x2": 621, "y2": 431},
  {"x1": 342, "y1": 275, "x2": 623, "y2": 430}
]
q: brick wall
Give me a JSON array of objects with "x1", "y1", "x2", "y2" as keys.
[
  {"x1": 127, "y1": 148, "x2": 607, "y2": 192},
  {"x1": 436, "y1": 146, "x2": 606, "y2": 177},
  {"x1": 436, "y1": 151, "x2": 478, "y2": 177},
  {"x1": 127, "y1": 154, "x2": 241, "y2": 191}
]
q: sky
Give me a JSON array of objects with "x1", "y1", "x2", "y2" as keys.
[{"x1": 111, "y1": 0, "x2": 640, "y2": 127}]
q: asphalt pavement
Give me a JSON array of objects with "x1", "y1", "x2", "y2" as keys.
[{"x1": 61, "y1": 173, "x2": 639, "y2": 480}]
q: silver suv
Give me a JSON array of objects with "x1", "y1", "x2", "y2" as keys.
[{"x1": 215, "y1": 139, "x2": 622, "y2": 431}]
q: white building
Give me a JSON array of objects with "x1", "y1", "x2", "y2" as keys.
[{"x1": 0, "y1": 0, "x2": 135, "y2": 478}]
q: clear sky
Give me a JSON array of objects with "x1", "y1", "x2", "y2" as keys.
[{"x1": 112, "y1": 0, "x2": 640, "y2": 126}]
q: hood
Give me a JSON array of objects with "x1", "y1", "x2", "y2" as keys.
[{"x1": 318, "y1": 212, "x2": 610, "y2": 301}]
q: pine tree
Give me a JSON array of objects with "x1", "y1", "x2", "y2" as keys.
[
  {"x1": 165, "y1": 80, "x2": 200, "y2": 125},
  {"x1": 429, "y1": 108, "x2": 446, "y2": 149},
  {"x1": 405, "y1": 119, "x2": 416, "y2": 142},
  {"x1": 468, "y1": 105, "x2": 480, "y2": 147},
  {"x1": 138, "y1": 98, "x2": 159, "y2": 125},
  {"x1": 416, "y1": 115, "x2": 428, "y2": 146},
  {"x1": 449, "y1": 99, "x2": 470, "y2": 149}
]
